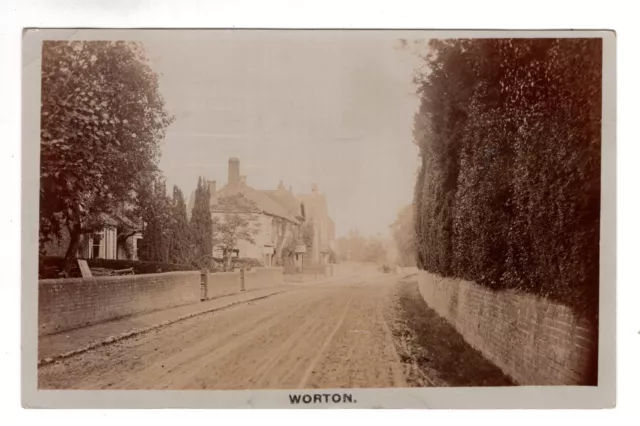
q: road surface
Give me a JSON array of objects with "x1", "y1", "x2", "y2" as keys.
[{"x1": 38, "y1": 272, "x2": 407, "y2": 390}]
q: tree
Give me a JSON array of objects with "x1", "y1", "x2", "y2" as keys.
[
  {"x1": 390, "y1": 204, "x2": 416, "y2": 267},
  {"x1": 39, "y1": 40, "x2": 174, "y2": 271},
  {"x1": 364, "y1": 238, "x2": 388, "y2": 264},
  {"x1": 336, "y1": 229, "x2": 367, "y2": 262},
  {"x1": 169, "y1": 185, "x2": 191, "y2": 264},
  {"x1": 211, "y1": 193, "x2": 262, "y2": 271},
  {"x1": 189, "y1": 177, "x2": 214, "y2": 269},
  {"x1": 137, "y1": 174, "x2": 171, "y2": 263},
  {"x1": 301, "y1": 221, "x2": 315, "y2": 252}
]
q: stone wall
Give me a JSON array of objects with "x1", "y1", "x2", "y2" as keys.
[
  {"x1": 417, "y1": 270, "x2": 598, "y2": 385},
  {"x1": 39, "y1": 271, "x2": 201, "y2": 336}
]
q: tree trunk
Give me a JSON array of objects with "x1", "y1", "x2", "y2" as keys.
[{"x1": 63, "y1": 224, "x2": 82, "y2": 274}]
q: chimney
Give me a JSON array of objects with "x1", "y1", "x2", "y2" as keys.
[
  {"x1": 207, "y1": 180, "x2": 217, "y2": 197},
  {"x1": 228, "y1": 157, "x2": 240, "y2": 187}
]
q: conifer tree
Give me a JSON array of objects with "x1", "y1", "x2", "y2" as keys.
[
  {"x1": 169, "y1": 185, "x2": 191, "y2": 264},
  {"x1": 189, "y1": 177, "x2": 213, "y2": 269},
  {"x1": 138, "y1": 175, "x2": 171, "y2": 264}
]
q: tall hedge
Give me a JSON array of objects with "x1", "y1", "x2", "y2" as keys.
[{"x1": 413, "y1": 39, "x2": 602, "y2": 316}]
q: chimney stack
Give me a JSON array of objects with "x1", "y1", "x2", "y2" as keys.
[
  {"x1": 207, "y1": 180, "x2": 217, "y2": 197},
  {"x1": 228, "y1": 157, "x2": 240, "y2": 187}
]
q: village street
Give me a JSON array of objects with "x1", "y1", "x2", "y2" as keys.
[{"x1": 38, "y1": 272, "x2": 408, "y2": 390}]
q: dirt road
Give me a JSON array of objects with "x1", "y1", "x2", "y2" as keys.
[{"x1": 38, "y1": 273, "x2": 407, "y2": 390}]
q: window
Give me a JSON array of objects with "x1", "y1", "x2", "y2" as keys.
[
  {"x1": 106, "y1": 227, "x2": 117, "y2": 259},
  {"x1": 92, "y1": 232, "x2": 103, "y2": 259}
]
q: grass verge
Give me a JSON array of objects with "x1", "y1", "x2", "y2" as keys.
[{"x1": 385, "y1": 277, "x2": 515, "y2": 387}]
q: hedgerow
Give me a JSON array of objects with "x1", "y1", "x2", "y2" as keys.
[{"x1": 413, "y1": 38, "x2": 601, "y2": 317}]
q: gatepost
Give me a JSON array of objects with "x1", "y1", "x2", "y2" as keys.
[
  {"x1": 200, "y1": 269, "x2": 209, "y2": 301},
  {"x1": 240, "y1": 265, "x2": 246, "y2": 291}
]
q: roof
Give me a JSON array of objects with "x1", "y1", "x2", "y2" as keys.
[
  {"x1": 97, "y1": 211, "x2": 142, "y2": 231},
  {"x1": 263, "y1": 189, "x2": 304, "y2": 219},
  {"x1": 211, "y1": 184, "x2": 302, "y2": 224}
]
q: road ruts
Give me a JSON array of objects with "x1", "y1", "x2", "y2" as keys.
[{"x1": 38, "y1": 272, "x2": 407, "y2": 390}]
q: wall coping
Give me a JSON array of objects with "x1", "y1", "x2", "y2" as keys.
[
  {"x1": 39, "y1": 270, "x2": 200, "y2": 285},
  {"x1": 208, "y1": 271, "x2": 240, "y2": 277}
]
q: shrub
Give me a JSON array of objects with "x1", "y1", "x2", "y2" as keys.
[{"x1": 38, "y1": 256, "x2": 198, "y2": 279}]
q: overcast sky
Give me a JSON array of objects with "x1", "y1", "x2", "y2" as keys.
[{"x1": 141, "y1": 31, "x2": 423, "y2": 238}]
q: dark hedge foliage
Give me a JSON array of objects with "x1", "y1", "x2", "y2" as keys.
[
  {"x1": 413, "y1": 38, "x2": 601, "y2": 318},
  {"x1": 39, "y1": 256, "x2": 198, "y2": 279}
]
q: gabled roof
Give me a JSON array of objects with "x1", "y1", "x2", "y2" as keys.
[
  {"x1": 211, "y1": 184, "x2": 301, "y2": 224},
  {"x1": 263, "y1": 189, "x2": 304, "y2": 220}
]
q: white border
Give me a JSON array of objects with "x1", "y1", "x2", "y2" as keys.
[{"x1": 20, "y1": 28, "x2": 616, "y2": 409}]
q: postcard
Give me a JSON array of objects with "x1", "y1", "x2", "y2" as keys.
[{"x1": 22, "y1": 28, "x2": 616, "y2": 409}]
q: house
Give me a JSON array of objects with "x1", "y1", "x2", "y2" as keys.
[
  {"x1": 41, "y1": 211, "x2": 143, "y2": 261},
  {"x1": 297, "y1": 184, "x2": 337, "y2": 265},
  {"x1": 204, "y1": 157, "x2": 306, "y2": 267},
  {"x1": 189, "y1": 157, "x2": 338, "y2": 269}
]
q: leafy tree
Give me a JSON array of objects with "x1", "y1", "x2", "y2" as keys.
[
  {"x1": 169, "y1": 185, "x2": 191, "y2": 264},
  {"x1": 189, "y1": 177, "x2": 214, "y2": 269},
  {"x1": 301, "y1": 221, "x2": 315, "y2": 252},
  {"x1": 390, "y1": 204, "x2": 416, "y2": 267},
  {"x1": 211, "y1": 193, "x2": 261, "y2": 271},
  {"x1": 364, "y1": 238, "x2": 388, "y2": 264},
  {"x1": 39, "y1": 40, "x2": 174, "y2": 271},
  {"x1": 336, "y1": 229, "x2": 367, "y2": 262}
]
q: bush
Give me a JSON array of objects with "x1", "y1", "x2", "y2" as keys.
[{"x1": 38, "y1": 256, "x2": 198, "y2": 279}]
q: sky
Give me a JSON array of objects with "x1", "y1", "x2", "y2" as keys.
[{"x1": 141, "y1": 31, "x2": 423, "y2": 238}]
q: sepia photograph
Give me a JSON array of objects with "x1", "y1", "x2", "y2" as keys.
[{"x1": 21, "y1": 29, "x2": 615, "y2": 409}]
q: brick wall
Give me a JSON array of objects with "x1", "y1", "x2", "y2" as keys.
[
  {"x1": 252, "y1": 267, "x2": 284, "y2": 289},
  {"x1": 39, "y1": 271, "x2": 201, "y2": 336},
  {"x1": 204, "y1": 271, "x2": 241, "y2": 299},
  {"x1": 417, "y1": 270, "x2": 598, "y2": 385},
  {"x1": 204, "y1": 267, "x2": 284, "y2": 299}
]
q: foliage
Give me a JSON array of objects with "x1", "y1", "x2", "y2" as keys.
[
  {"x1": 137, "y1": 174, "x2": 172, "y2": 263},
  {"x1": 211, "y1": 193, "x2": 262, "y2": 271},
  {"x1": 168, "y1": 185, "x2": 191, "y2": 264},
  {"x1": 336, "y1": 230, "x2": 388, "y2": 264},
  {"x1": 364, "y1": 238, "x2": 388, "y2": 263},
  {"x1": 411, "y1": 38, "x2": 602, "y2": 315},
  {"x1": 38, "y1": 256, "x2": 197, "y2": 279},
  {"x1": 328, "y1": 248, "x2": 338, "y2": 264},
  {"x1": 189, "y1": 177, "x2": 214, "y2": 269},
  {"x1": 301, "y1": 221, "x2": 315, "y2": 251},
  {"x1": 39, "y1": 40, "x2": 174, "y2": 270},
  {"x1": 390, "y1": 204, "x2": 416, "y2": 267}
]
